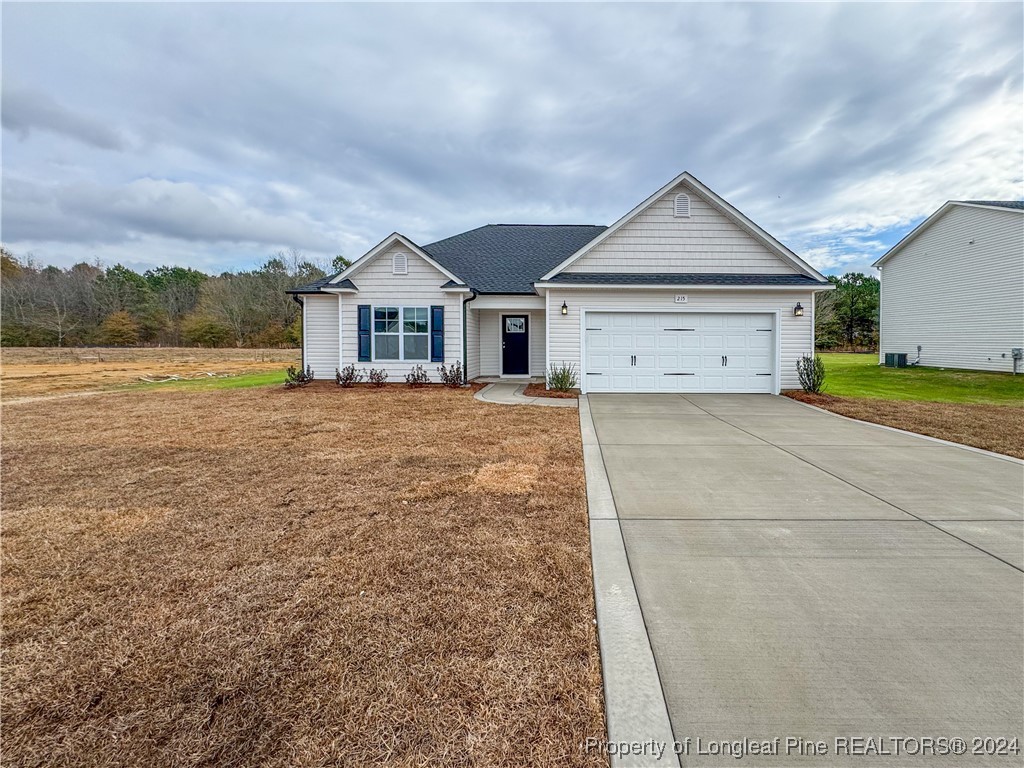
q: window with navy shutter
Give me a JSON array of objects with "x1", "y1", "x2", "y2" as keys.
[
  {"x1": 357, "y1": 305, "x2": 371, "y2": 362},
  {"x1": 430, "y1": 306, "x2": 444, "y2": 362}
]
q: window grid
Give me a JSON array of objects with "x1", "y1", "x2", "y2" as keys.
[{"x1": 373, "y1": 305, "x2": 430, "y2": 362}]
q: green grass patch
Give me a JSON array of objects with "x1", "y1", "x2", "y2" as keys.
[
  {"x1": 130, "y1": 369, "x2": 291, "y2": 392},
  {"x1": 817, "y1": 353, "x2": 1024, "y2": 405}
]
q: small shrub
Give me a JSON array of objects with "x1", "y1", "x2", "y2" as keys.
[
  {"x1": 437, "y1": 361, "x2": 464, "y2": 388},
  {"x1": 367, "y1": 368, "x2": 388, "y2": 388},
  {"x1": 547, "y1": 362, "x2": 579, "y2": 392},
  {"x1": 405, "y1": 365, "x2": 430, "y2": 387},
  {"x1": 796, "y1": 354, "x2": 826, "y2": 393},
  {"x1": 284, "y1": 365, "x2": 314, "y2": 389},
  {"x1": 335, "y1": 364, "x2": 364, "y2": 388}
]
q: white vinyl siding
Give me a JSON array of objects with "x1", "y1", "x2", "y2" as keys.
[
  {"x1": 879, "y1": 205, "x2": 1024, "y2": 373},
  {"x1": 564, "y1": 182, "x2": 799, "y2": 275},
  {"x1": 465, "y1": 304, "x2": 481, "y2": 380},
  {"x1": 338, "y1": 246, "x2": 462, "y2": 381},
  {"x1": 547, "y1": 290, "x2": 815, "y2": 391},
  {"x1": 477, "y1": 309, "x2": 546, "y2": 376},
  {"x1": 303, "y1": 294, "x2": 340, "y2": 378}
]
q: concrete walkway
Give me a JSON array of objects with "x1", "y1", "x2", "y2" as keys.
[
  {"x1": 473, "y1": 382, "x2": 577, "y2": 408},
  {"x1": 586, "y1": 393, "x2": 1023, "y2": 767}
]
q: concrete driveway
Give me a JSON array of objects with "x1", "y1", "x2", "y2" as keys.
[{"x1": 589, "y1": 394, "x2": 1023, "y2": 766}]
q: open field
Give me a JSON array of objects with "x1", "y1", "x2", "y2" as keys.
[
  {"x1": 0, "y1": 347, "x2": 299, "y2": 400},
  {"x1": 786, "y1": 354, "x2": 1024, "y2": 459},
  {"x1": 814, "y1": 352, "x2": 1024, "y2": 404},
  {"x1": 1, "y1": 385, "x2": 605, "y2": 767}
]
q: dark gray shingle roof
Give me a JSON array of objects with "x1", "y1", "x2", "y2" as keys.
[
  {"x1": 961, "y1": 200, "x2": 1024, "y2": 210},
  {"x1": 422, "y1": 224, "x2": 607, "y2": 293},
  {"x1": 546, "y1": 272, "x2": 827, "y2": 286},
  {"x1": 287, "y1": 274, "x2": 353, "y2": 293}
]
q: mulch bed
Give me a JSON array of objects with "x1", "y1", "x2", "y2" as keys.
[
  {"x1": 785, "y1": 391, "x2": 1024, "y2": 460},
  {"x1": 2, "y1": 387, "x2": 606, "y2": 767},
  {"x1": 523, "y1": 383, "x2": 578, "y2": 399}
]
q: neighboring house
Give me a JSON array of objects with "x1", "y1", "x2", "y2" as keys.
[
  {"x1": 873, "y1": 201, "x2": 1024, "y2": 373},
  {"x1": 289, "y1": 171, "x2": 833, "y2": 393}
]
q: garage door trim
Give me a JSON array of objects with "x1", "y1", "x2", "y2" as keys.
[{"x1": 579, "y1": 307, "x2": 782, "y2": 395}]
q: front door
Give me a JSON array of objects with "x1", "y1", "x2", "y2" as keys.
[{"x1": 502, "y1": 315, "x2": 529, "y2": 375}]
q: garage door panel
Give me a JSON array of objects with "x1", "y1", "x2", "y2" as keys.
[{"x1": 585, "y1": 312, "x2": 775, "y2": 394}]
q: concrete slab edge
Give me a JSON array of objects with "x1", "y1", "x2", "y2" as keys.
[
  {"x1": 579, "y1": 395, "x2": 680, "y2": 767},
  {"x1": 473, "y1": 382, "x2": 578, "y2": 408},
  {"x1": 786, "y1": 396, "x2": 1024, "y2": 465}
]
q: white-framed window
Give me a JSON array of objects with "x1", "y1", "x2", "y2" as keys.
[
  {"x1": 673, "y1": 193, "x2": 691, "y2": 218},
  {"x1": 373, "y1": 305, "x2": 428, "y2": 361}
]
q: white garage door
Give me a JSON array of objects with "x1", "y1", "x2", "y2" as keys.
[{"x1": 584, "y1": 312, "x2": 775, "y2": 393}]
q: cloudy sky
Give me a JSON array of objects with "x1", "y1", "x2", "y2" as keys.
[{"x1": 3, "y1": 2, "x2": 1021, "y2": 276}]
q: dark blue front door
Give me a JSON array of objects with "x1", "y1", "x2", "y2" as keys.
[{"x1": 502, "y1": 315, "x2": 529, "y2": 375}]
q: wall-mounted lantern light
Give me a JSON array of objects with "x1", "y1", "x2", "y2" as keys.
[
  {"x1": 561, "y1": 301, "x2": 568, "y2": 316},
  {"x1": 793, "y1": 302, "x2": 804, "y2": 317}
]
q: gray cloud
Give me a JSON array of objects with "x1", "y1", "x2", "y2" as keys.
[
  {"x1": 1, "y1": 2, "x2": 1021, "y2": 274},
  {"x1": 2, "y1": 87, "x2": 127, "y2": 151}
]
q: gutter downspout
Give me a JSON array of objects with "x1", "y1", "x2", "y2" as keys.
[{"x1": 462, "y1": 289, "x2": 478, "y2": 385}]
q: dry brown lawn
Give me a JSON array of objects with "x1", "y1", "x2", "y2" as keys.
[
  {"x1": 1, "y1": 384, "x2": 606, "y2": 767},
  {"x1": 1, "y1": 347, "x2": 299, "y2": 399},
  {"x1": 522, "y1": 384, "x2": 578, "y2": 400},
  {"x1": 785, "y1": 391, "x2": 1024, "y2": 460}
]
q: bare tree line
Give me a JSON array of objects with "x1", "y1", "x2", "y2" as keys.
[{"x1": 1, "y1": 246, "x2": 345, "y2": 348}]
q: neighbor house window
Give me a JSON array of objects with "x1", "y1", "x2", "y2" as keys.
[{"x1": 373, "y1": 306, "x2": 428, "y2": 361}]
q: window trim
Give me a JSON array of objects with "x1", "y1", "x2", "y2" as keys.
[{"x1": 371, "y1": 304, "x2": 431, "y2": 362}]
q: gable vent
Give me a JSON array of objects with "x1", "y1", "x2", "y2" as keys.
[
  {"x1": 392, "y1": 253, "x2": 408, "y2": 275},
  {"x1": 673, "y1": 193, "x2": 691, "y2": 218}
]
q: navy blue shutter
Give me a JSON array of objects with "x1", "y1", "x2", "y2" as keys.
[
  {"x1": 430, "y1": 306, "x2": 444, "y2": 362},
  {"x1": 357, "y1": 305, "x2": 371, "y2": 362}
]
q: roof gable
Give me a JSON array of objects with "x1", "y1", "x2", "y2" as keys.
[
  {"x1": 873, "y1": 201, "x2": 1024, "y2": 267},
  {"x1": 330, "y1": 232, "x2": 462, "y2": 285},
  {"x1": 540, "y1": 171, "x2": 826, "y2": 281}
]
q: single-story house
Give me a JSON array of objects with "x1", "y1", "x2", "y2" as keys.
[
  {"x1": 289, "y1": 171, "x2": 833, "y2": 393},
  {"x1": 873, "y1": 200, "x2": 1024, "y2": 373}
]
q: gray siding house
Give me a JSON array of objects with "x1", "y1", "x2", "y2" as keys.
[
  {"x1": 874, "y1": 201, "x2": 1024, "y2": 373},
  {"x1": 291, "y1": 171, "x2": 834, "y2": 393}
]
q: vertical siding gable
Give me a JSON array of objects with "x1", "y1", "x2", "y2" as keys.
[{"x1": 564, "y1": 182, "x2": 800, "y2": 275}]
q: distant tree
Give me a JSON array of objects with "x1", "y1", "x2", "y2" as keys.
[
  {"x1": 19, "y1": 265, "x2": 91, "y2": 347},
  {"x1": 100, "y1": 310, "x2": 141, "y2": 346},
  {"x1": 816, "y1": 273, "x2": 879, "y2": 350},
  {"x1": 181, "y1": 313, "x2": 234, "y2": 347},
  {"x1": 1, "y1": 246, "x2": 23, "y2": 279},
  {"x1": 145, "y1": 265, "x2": 207, "y2": 344},
  {"x1": 94, "y1": 264, "x2": 153, "y2": 316},
  {"x1": 332, "y1": 254, "x2": 352, "y2": 272}
]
